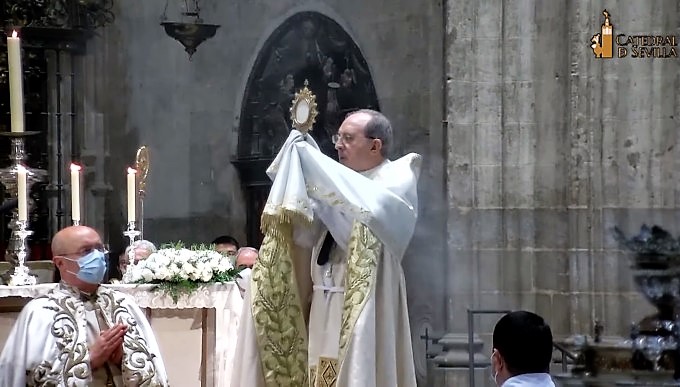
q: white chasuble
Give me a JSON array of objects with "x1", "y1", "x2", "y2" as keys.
[
  {"x1": 0, "y1": 283, "x2": 169, "y2": 386},
  {"x1": 231, "y1": 130, "x2": 420, "y2": 387}
]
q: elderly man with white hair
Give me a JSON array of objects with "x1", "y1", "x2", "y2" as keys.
[
  {"x1": 234, "y1": 247, "x2": 258, "y2": 297},
  {"x1": 118, "y1": 239, "x2": 157, "y2": 277}
]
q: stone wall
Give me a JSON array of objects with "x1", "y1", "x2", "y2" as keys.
[{"x1": 445, "y1": 0, "x2": 679, "y2": 358}]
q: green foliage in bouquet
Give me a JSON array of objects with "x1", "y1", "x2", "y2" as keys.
[{"x1": 124, "y1": 241, "x2": 242, "y2": 303}]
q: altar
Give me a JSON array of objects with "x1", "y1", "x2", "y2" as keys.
[{"x1": 0, "y1": 282, "x2": 243, "y2": 387}]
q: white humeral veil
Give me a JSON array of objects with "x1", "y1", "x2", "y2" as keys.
[{"x1": 231, "y1": 130, "x2": 420, "y2": 387}]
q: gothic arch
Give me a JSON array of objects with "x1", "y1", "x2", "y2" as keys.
[{"x1": 233, "y1": 11, "x2": 380, "y2": 246}]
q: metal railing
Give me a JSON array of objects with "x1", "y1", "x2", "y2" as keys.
[
  {"x1": 467, "y1": 309, "x2": 512, "y2": 387},
  {"x1": 553, "y1": 341, "x2": 578, "y2": 373}
]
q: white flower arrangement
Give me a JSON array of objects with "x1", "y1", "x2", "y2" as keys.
[{"x1": 121, "y1": 243, "x2": 239, "y2": 301}]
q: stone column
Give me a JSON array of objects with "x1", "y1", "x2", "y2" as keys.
[
  {"x1": 79, "y1": 33, "x2": 113, "y2": 236},
  {"x1": 444, "y1": 0, "x2": 509, "y2": 370}
]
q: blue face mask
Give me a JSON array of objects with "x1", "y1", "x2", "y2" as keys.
[{"x1": 67, "y1": 250, "x2": 108, "y2": 284}]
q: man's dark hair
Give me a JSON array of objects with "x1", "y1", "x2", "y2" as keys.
[
  {"x1": 493, "y1": 311, "x2": 553, "y2": 375},
  {"x1": 211, "y1": 235, "x2": 240, "y2": 249}
]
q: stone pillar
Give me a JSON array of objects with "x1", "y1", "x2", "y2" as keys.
[{"x1": 79, "y1": 33, "x2": 113, "y2": 235}]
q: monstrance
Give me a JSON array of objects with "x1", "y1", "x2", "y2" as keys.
[{"x1": 289, "y1": 79, "x2": 319, "y2": 134}]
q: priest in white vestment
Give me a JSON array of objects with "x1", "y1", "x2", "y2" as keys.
[
  {"x1": 232, "y1": 109, "x2": 420, "y2": 387},
  {"x1": 0, "y1": 226, "x2": 169, "y2": 387}
]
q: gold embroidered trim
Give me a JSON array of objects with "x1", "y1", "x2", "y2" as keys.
[
  {"x1": 309, "y1": 366, "x2": 317, "y2": 387},
  {"x1": 338, "y1": 222, "x2": 381, "y2": 362},
  {"x1": 45, "y1": 296, "x2": 89, "y2": 385},
  {"x1": 26, "y1": 360, "x2": 60, "y2": 386},
  {"x1": 253, "y1": 210, "x2": 309, "y2": 386},
  {"x1": 305, "y1": 184, "x2": 372, "y2": 219},
  {"x1": 315, "y1": 357, "x2": 338, "y2": 387},
  {"x1": 98, "y1": 290, "x2": 162, "y2": 386}
]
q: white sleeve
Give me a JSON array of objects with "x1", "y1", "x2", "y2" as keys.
[
  {"x1": 0, "y1": 299, "x2": 62, "y2": 386},
  {"x1": 296, "y1": 144, "x2": 421, "y2": 258}
]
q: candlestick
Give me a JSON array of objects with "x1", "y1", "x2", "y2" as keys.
[
  {"x1": 0, "y1": 132, "x2": 47, "y2": 283},
  {"x1": 7, "y1": 30, "x2": 24, "y2": 133},
  {"x1": 17, "y1": 164, "x2": 27, "y2": 222},
  {"x1": 70, "y1": 163, "x2": 81, "y2": 225},
  {"x1": 8, "y1": 220, "x2": 36, "y2": 286},
  {"x1": 121, "y1": 221, "x2": 141, "y2": 283},
  {"x1": 127, "y1": 167, "x2": 136, "y2": 223}
]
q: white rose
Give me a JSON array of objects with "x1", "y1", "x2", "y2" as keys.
[
  {"x1": 169, "y1": 263, "x2": 180, "y2": 277},
  {"x1": 123, "y1": 271, "x2": 134, "y2": 283},
  {"x1": 141, "y1": 268, "x2": 154, "y2": 282},
  {"x1": 183, "y1": 264, "x2": 195, "y2": 275},
  {"x1": 196, "y1": 262, "x2": 207, "y2": 274},
  {"x1": 157, "y1": 268, "x2": 171, "y2": 281},
  {"x1": 225, "y1": 260, "x2": 234, "y2": 270},
  {"x1": 155, "y1": 254, "x2": 170, "y2": 267}
]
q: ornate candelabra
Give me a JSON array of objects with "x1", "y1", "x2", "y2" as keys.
[{"x1": 0, "y1": 132, "x2": 47, "y2": 284}]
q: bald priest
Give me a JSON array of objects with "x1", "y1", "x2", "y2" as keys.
[{"x1": 0, "y1": 226, "x2": 169, "y2": 386}]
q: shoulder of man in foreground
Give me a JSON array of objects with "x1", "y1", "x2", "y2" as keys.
[
  {"x1": 0, "y1": 297, "x2": 56, "y2": 372},
  {"x1": 10, "y1": 295, "x2": 55, "y2": 325},
  {"x1": 13, "y1": 296, "x2": 56, "y2": 323}
]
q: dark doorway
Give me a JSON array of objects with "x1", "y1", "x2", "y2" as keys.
[{"x1": 233, "y1": 12, "x2": 380, "y2": 247}]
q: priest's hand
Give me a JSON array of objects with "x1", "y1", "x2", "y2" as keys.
[
  {"x1": 110, "y1": 343, "x2": 124, "y2": 368},
  {"x1": 90, "y1": 323, "x2": 128, "y2": 370}
]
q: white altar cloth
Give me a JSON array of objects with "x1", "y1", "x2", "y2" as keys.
[{"x1": 0, "y1": 282, "x2": 243, "y2": 387}]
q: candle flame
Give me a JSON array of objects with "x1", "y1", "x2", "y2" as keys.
[
  {"x1": 127, "y1": 167, "x2": 137, "y2": 174},
  {"x1": 70, "y1": 163, "x2": 81, "y2": 172},
  {"x1": 11, "y1": 30, "x2": 17, "y2": 38},
  {"x1": 17, "y1": 164, "x2": 27, "y2": 173}
]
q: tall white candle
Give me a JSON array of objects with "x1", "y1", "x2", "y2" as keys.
[
  {"x1": 127, "y1": 168, "x2": 136, "y2": 223},
  {"x1": 17, "y1": 164, "x2": 27, "y2": 222},
  {"x1": 7, "y1": 31, "x2": 24, "y2": 133},
  {"x1": 70, "y1": 163, "x2": 81, "y2": 222}
]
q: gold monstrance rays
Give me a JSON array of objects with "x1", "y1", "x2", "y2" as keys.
[{"x1": 290, "y1": 79, "x2": 318, "y2": 134}]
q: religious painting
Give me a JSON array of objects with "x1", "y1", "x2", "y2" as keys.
[{"x1": 234, "y1": 11, "x2": 381, "y2": 247}]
